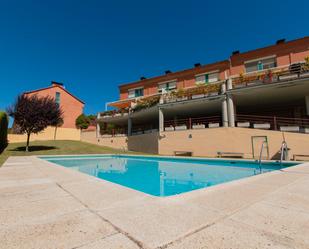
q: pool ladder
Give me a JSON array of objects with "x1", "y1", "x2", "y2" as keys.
[
  {"x1": 258, "y1": 141, "x2": 268, "y2": 174},
  {"x1": 280, "y1": 141, "x2": 288, "y2": 167}
]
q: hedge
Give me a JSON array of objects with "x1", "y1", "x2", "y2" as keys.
[{"x1": 0, "y1": 111, "x2": 8, "y2": 150}]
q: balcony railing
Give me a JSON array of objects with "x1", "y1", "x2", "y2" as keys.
[
  {"x1": 163, "y1": 114, "x2": 309, "y2": 133},
  {"x1": 236, "y1": 114, "x2": 309, "y2": 132},
  {"x1": 232, "y1": 62, "x2": 309, "y2": 88},
  {"x1": 100, "y1": 128, "x2": 127, "y2": 137},
  {"x1": 99, "y1": 109, "x2": 129, "y2": 119},
  {"x1": 162, "y1": 81, "x2": 224, "y2": 104},
  {"x1": 164, "y1": 116, "x2": 222, "y2": 131}
]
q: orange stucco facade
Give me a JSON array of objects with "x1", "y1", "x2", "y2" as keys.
[
  {"x1": 116, "y1": 36, "x2": 309, "y2": 103},
  {"x1": 24, "y1": 83, "x2": 84, "y2": 128}
]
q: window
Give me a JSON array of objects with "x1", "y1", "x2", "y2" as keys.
[
  {"x1": 245, "y1": 57, "x2": 277, "y2": 73},
  {"x1": 158, "y1": 81, "x2": 177, "y2": 93},
  {"x1": 195, "y1": 72, "x2": 219, "y2": 84},
  {"x1": 55, "y1": 92, "x2": 60, "y2": 105},
  {"x1": 128, "y1": 88, "x2": 144, "y2": 98}
]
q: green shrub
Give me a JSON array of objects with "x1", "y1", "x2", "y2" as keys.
[{"x1": 0, "y1": 112, "x2": 8, "y2": 150}]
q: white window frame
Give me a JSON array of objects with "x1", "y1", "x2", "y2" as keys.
[
  {"x1": 195, "y1": 70, "x2": 219, "y2": 84},
  {"x1": 128, "y1": 87, "x2": 144, "y2": 99},
  {"x1": 158, "y1": 80, "x2": 177, "y2": 93},
  {"x1": 244, "y1": 55, "x2": 277, "y2": 73}
]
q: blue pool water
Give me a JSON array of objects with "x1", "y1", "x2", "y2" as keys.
[{"x1": 40, "y1": 155, "x2": 297, "y2": 197}]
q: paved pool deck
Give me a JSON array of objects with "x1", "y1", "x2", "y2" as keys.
[{"x1": 1, "y1": 156, "x2": 309, "y2": 249}]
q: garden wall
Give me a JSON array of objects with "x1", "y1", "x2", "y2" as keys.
[
  {"x1": 8, "y1": 126, "x2": 81, "y2": 143},
  {"x1": 81, "y1": 131, "x2": 128, "y2": 150},
  {"x1": 159, "y1": 127, "x2": 309, "y2": 160}
]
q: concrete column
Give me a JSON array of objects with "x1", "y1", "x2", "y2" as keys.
[
  {"x1": 306, "y1": 96, "x2": 309, "y2": 115},
  {"x1": 159, "y1": 108, "x2": 164, "y2": 132},
  {"x1": 96, "y1": 113, "x2": 100, "y2": 138},
  {"x1": 128, "y1": 116, "x2": 132, "y2": 136},
  {"x1": 227, "y1": 94, "x2": 235, "y2": 127},
  {"x1": 226, "y1": 78, "x2": 235, "y2": 127},
  {"x1": 221, "y1": 84, "x2": 228, "y2": 127},
  {"x1": 227, "y1": 78, "x2": 233, "y2": 90}
]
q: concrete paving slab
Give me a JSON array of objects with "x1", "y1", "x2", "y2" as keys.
[
  {"x1": 0, "y1": 210, "x2": 116, "y2": 249},
  {"x1": 77, "y1": 233, "x2": 141, "y2": 249},
  {"x1": 0, "y1": 195, "x2": 86, "y2": 227},
  {"x1": 60, "y1": 178, "x2": 147, "y2": 211},
  {"x1": 229, "y1": 202, "x2": 309, "y2": 247},
  {"x1": 0, "y1": 182, "x2": 69, "y2": 202},
  {"x1": 98, "y1": 199, "x2": 224, "y2": 248},
  {"x1": 165, "y1": 218, "x2": 301, "y2": 249}
]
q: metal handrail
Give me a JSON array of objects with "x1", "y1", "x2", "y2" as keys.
[
  {"x1": 258, "y1": 141, "x2": 267, "y2": 173},
  {"x1": 280, "y1": 141, "x2": 288, "y2": 167}
]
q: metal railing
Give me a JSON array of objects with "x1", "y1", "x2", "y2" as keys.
[
  {"x1": 258, "y1": 141, "x2": 268, "y2": 173},
  {"x1": 236, "y1": 114, "x2": 309, "y2": 131},
  {"x1": 164, "y1": 116, "x2": 222, "y2": 131},
  {"x1": 232, "y1": 63, "x2": 309, "y2": 88},
  {"x1": 161, "y1": 81, "x2": 224, "y2": 104}
]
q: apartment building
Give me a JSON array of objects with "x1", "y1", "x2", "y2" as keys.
[{"x1": 95, "y1": 37, "x2": 309, "y2": 158}]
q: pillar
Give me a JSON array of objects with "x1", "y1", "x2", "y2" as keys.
[
  {"x1": 128, "y1": 116, "x2": 132, "y2": 136},
  {"x1": 226, "y1": 78, "x2": 235, "y2": 127},
  {"x1": 96, "y1": 113, "x2": 100, "y2": 138},
  {"x1": 306, "y1": 96, "x2": 309, "y2": 116},
  {"x1": 221, "y1": 84, "x2": 228, "y2": 127},
  {"x1": 159, "y1": 108, "x2": 164, "y2": 132},
  {"x1": 227, "y1": 94, "x2": 235, "y2": 127}
]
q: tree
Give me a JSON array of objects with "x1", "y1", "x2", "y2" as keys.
[
  {"x1": 75, "y1": 114, "x2": 90, "y2": 130},
  {"x1": 7, "y1": 95, "x2": 63, "y2": 152},
  {"x1": 0, "y1": 111, "x2": 8, "y2": 151}
]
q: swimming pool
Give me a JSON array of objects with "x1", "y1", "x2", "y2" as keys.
[{"x1": 40, "y1": 155, "x2": 297, "y2": 197}]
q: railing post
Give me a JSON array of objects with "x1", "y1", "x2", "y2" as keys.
[{"x1": 273, "y1": 116, "x2": 277, "y2": 130}]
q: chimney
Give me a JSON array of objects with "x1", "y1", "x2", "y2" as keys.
[
  {"x1": 165, "y1": 70, "x2": 172, "y2": 75},
  {"x1": 140, "y1": 76, "x2": 147, "y2": 80},
  {"x1": 276, "y1": 39, "x2": 286, "y2": 45},
  {"x1": 194, "y1": 63, "x2": 201, "y2": 68},
  {"x1": 51, "y1": 81, "x2": 64, "y2": 88},
  {"x1": 232, "y1": 50, "x2": 240, "y2": 56}
]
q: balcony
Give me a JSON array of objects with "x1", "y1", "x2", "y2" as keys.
[
  {"x1": 232, "y1": 61, "x2": 309, "y2": 89},
  {"x1": 164, "y1": 116, "x2": 222, "y2": 131},
  {"x1": 161, "y1": 81, "x2": 224, "y2": 104},
  {"x1": 99, "y1": 109, "x2": 129, "y2": 119},
  {"x1": 163, "y1": 114, "x2": 309, "y2": 133}
]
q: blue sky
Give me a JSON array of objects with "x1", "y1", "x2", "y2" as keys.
[{"x1": 1, "y1": 0, "x2": 309, "y2": 121}]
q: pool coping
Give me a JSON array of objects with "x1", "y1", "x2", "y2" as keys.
[
  {"x1": 2, "y1": 155, "x2": 309, "y2": 248},
  {"x1": 36, "y1": 154, "x2": 302, "y2": 200}
]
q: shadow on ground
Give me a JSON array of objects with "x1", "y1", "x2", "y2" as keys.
[{"x1": 9, "y1": 146, "x2": 58, "y2": 152}]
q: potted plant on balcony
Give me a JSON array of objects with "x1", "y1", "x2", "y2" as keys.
[
  {"x1": 261, "y1": 70, "x2": 273, "y2": 84},
  {"x1": 301, "y1": 56, "x2": 309, "y2": 74},
  {"x1": 191, "y1": 84, "x2": 206, "y2": 99},
  {"x1": 176, "y1": 88, "x2": 188, "y2": 102},
  {"x1": 205, "y1": 83, "x2": 221, "y2": 96}
]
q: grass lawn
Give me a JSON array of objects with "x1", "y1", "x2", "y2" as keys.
[{"x1": 0, "y1": 140, "x2": 132, "y2": 166}]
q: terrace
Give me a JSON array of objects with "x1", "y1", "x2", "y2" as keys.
[{"x1": 231, "y1": 60, "x2": 309, "y2": 88}]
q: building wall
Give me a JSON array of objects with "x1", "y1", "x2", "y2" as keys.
[
  {"x1": 24, "y1": 85, "x2": 84, "y2": 128},
  {"x1": 8, "y1": 126, "x2": 81, "y2": 143},
  {"x1": 159, "y1": 128, "x2": 309, "y2": 160},
  {"x1": 81, "y1": 131, "x2": 128, "y2": 150},
  {"x1": 119, "y1": 61, "x2": 230, "y2": 100},
  {"x1": 127, "y1": 132, "x2": 159, "y2": 154}
]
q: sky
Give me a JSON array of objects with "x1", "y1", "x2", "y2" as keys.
[{"x1": 1, "y1": 0, "x2": 309, "y2": 123}]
